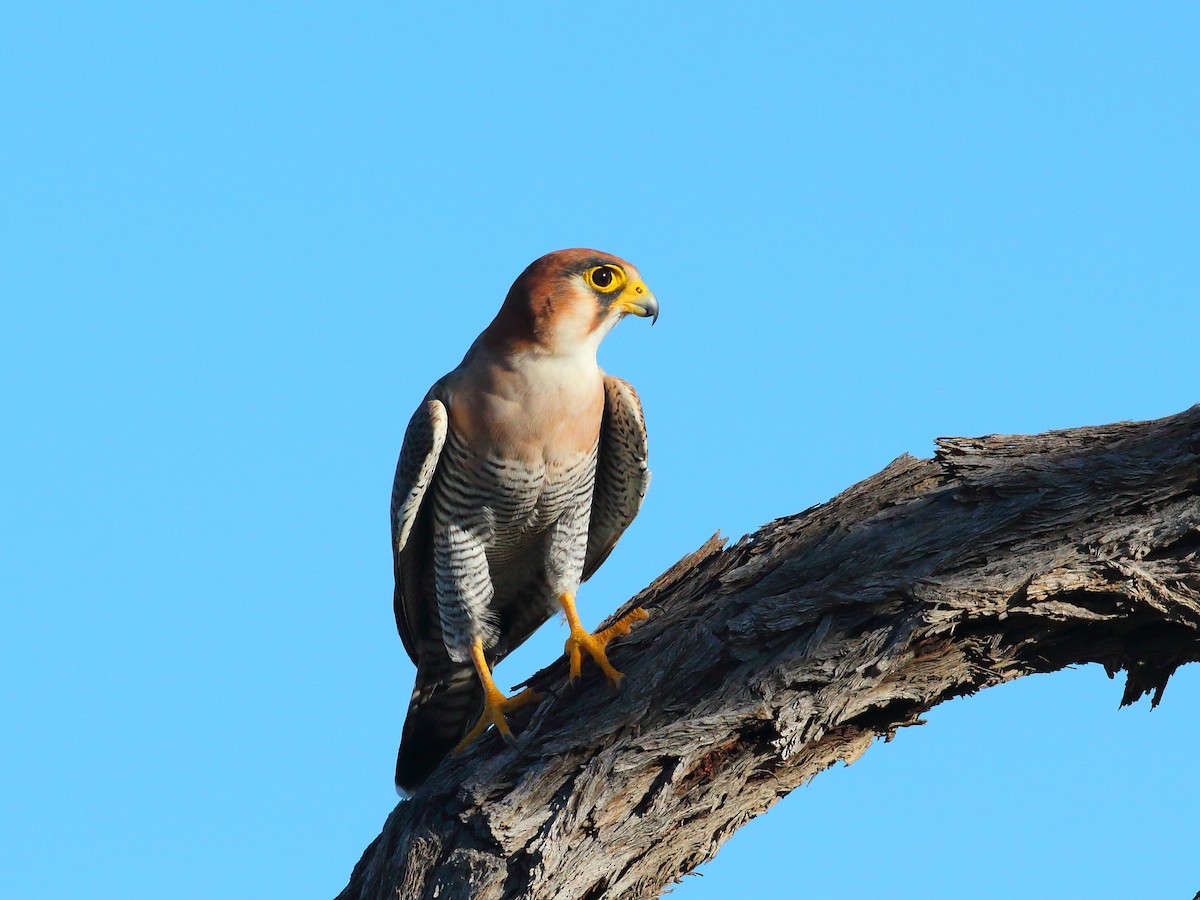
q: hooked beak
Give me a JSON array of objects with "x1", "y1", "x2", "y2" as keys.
[{"x1": 615, "y1": 281, "x2": 659, "y2": 325}]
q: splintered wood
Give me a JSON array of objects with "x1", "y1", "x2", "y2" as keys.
[{"x1": 339, "y1": 407, "x2": 1200, "y2": 900}]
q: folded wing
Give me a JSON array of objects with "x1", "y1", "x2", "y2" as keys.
[
  {"x1": 391, "y1": 396, "x2": 448, "y2": 663},
  {"x1": 584, "y1": 375, "x2": 651, "y2": 582}
]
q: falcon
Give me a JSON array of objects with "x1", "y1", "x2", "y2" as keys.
[{"x1": 390, "y1": 248, "x2": 658, "y2": 794}]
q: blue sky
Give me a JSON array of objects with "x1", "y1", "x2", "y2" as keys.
[{"x1": 3, "y1": 4, "x2": 1198, "y2": 898}]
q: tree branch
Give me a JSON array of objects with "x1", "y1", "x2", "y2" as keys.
[{"x1": 338, "y1": 406, "x2": 1200, "y2": 900}]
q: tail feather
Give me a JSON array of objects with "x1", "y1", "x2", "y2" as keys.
[{"x1": 395, "y1": 661, "x2": 482, "y2": 795}]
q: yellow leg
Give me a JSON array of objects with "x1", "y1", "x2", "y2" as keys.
[
  {"x1": 561, "y1": 592, "x2": 649, "y2": 687},
  {"x1": 453, "y1": 637, "x2": 541, "y2": 754}
]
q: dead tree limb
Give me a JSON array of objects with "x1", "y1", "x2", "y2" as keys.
[{"x1": 338, "y1": 406, "x2": 1200, "y2": 900}]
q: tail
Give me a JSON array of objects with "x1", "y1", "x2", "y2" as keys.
[{"x1": 395, "y1": 659, "x2": 482, "y2": 796}]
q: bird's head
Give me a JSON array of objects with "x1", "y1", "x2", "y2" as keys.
[{"x1": 486, "y1": 248, "x2": 658, "y2": 356}]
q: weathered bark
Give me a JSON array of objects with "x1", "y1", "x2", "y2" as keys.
[{"x1": 339, "y1": 407, "x2": 1200, "y2": 900}]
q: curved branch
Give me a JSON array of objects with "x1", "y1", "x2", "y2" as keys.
[{"x1": 339, "y1": 406, "x2": 1200, "y2": 900}]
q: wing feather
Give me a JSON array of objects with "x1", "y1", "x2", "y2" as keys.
[
  {"x1": 391, "y1": 396, "x2": 448, "y2": 663},
  {"x1": 583, "y1": 376, "x2": 650, "y2": 582}
]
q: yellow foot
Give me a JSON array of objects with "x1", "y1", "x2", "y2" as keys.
[
  {"x1": 452, "y1": 686, "x2": 541, "y2": 753},
  {"x1": 560, "y1": 593, "x2": 650, "y2": 687},
  {"x1": 452, "y1": 637, "x2": 541, "y2": 754}
]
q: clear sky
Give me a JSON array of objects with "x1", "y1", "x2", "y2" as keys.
[{"x1": 3, "y1": 4, "x2": 1198, "y2": 898}]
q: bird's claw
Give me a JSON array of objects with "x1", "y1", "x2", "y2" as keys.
[
  {"x1": 564, "y1": 606, "x2": 649, "y2": 688},
  {"x1": 452, "y1": 686, "x2": 541, "y2": 754}
]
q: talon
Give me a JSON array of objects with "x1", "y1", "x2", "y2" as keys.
[
  {"x1": 560, "y1": 593, "x2": 648, "y2": 688},
  {"x1": 452, "y1": 638, "x2": 541, "y2": 754}
]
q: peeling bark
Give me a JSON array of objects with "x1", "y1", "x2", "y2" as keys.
[{"x1": 338, "y1": 406, "x2": 1200, "y2": 900}]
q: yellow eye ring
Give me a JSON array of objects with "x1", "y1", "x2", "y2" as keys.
[{"x1": 585, "y1": 265, "x2": 625, "y2": 293}]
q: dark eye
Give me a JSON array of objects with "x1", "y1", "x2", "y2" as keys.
[{"x1": 585, "y1": 264, "x2": 624, "y2": 292}]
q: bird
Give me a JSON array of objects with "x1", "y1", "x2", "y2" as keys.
[{"x1": 390, "y1": 248, "x2": 658, "y2": 795}]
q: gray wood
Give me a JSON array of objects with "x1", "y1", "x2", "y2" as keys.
[{"x1": 339, "y1": 406, "x2": 1200, "y2": 900}]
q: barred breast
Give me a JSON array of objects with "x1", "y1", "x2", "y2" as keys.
[{"x1": 431, "y1": 428, "x2": 599, "y2": 576}]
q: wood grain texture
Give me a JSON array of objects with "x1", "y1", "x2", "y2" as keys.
[{"x1": 339, "y1": 406, "x2": 1200, "y2": 900}]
